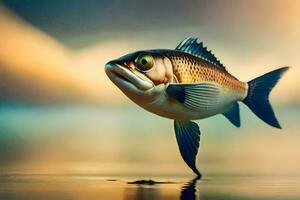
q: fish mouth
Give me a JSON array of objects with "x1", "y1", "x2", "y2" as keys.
[{"x1": 105, "y1": 61, "x2": 153, "y2": 91}]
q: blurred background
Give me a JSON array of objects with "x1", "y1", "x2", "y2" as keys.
[{"x1": 0, "y1": 0, "x2": 299, "y2": 178}]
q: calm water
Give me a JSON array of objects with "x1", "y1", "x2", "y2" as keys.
[{"x1": 1, "y1": 174, "x2": 300, "y2": 200}]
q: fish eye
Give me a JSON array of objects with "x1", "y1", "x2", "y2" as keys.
[{"x1": 135, "y1": 54, "x2": 154, "y2": 72}]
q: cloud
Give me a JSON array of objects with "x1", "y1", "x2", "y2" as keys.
[
  {"x1": 0, "y1": 4, "x2": 299, "y2": 106},
  {"x1": 0, "y1": 6, "x2": 122, "y2": 105}
]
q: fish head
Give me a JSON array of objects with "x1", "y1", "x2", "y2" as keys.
[{"x1": 105, "y1": 50, "x2": 173, "y2": 104}]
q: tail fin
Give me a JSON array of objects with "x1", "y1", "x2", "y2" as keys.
[{"x1": 243, "y1": 67, "x2": 289, "y2": 129}]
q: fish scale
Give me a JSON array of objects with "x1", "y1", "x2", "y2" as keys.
[{"x1": 168, "y1": 52, "x2": 246, "y2": 95}]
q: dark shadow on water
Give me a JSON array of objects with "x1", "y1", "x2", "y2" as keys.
[
  {"x1": 127, "y1": 179, "x2": 176, "y2": 185},
  {"x1": 125, "y1": 178, "x2": 199, "y2": 200}
]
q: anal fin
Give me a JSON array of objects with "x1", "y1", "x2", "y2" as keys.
[{"x1": 222, "y1": 102, "x2": 240, "y2": 127}]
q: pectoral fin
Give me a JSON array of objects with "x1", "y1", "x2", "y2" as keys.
[
  {"x1": 166, "y1": 83, "x2": 220, "y2": 110},
  {"x1": 222, "y1": 102, "x2": 241, "y2": 127},
  {"x1": 174, "y1": 120, "x2": 201, "y2": 178}
]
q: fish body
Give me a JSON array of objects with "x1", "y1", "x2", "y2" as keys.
[
  {"x1": 105, "y1": 37, "x2": 289, "y2": 178},
  {"x1": 134, "y1": 49, "x2": 247, "y2": 121}
]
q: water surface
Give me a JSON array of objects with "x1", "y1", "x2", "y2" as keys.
[{"x1": 1, "y1": 174, "x2": 300, "y2": 200}]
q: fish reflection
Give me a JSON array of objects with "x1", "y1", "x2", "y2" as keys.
[{"x1": 180, "y1": 178, "x2": 198, "y2": 200}]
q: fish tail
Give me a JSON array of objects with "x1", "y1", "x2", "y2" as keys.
[{"x1": 242, "y1": 67, "x2": 289, "y2": 129}]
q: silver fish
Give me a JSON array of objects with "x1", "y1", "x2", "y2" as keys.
[{"x1": 105, "y1": 37, "x2": 289, "y2": 178}]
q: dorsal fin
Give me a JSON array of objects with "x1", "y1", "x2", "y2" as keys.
[{"x1": 175, "y1": 37, "x2": 226, "y2": 70}]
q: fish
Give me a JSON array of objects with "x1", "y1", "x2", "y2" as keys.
[{"x1": 105, "y1": 37, "x2": 289, "y2": 179}]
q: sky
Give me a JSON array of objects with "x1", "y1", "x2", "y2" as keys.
[{"x1": 0, "y1": 0, "x2": 299, "y2": 105}]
